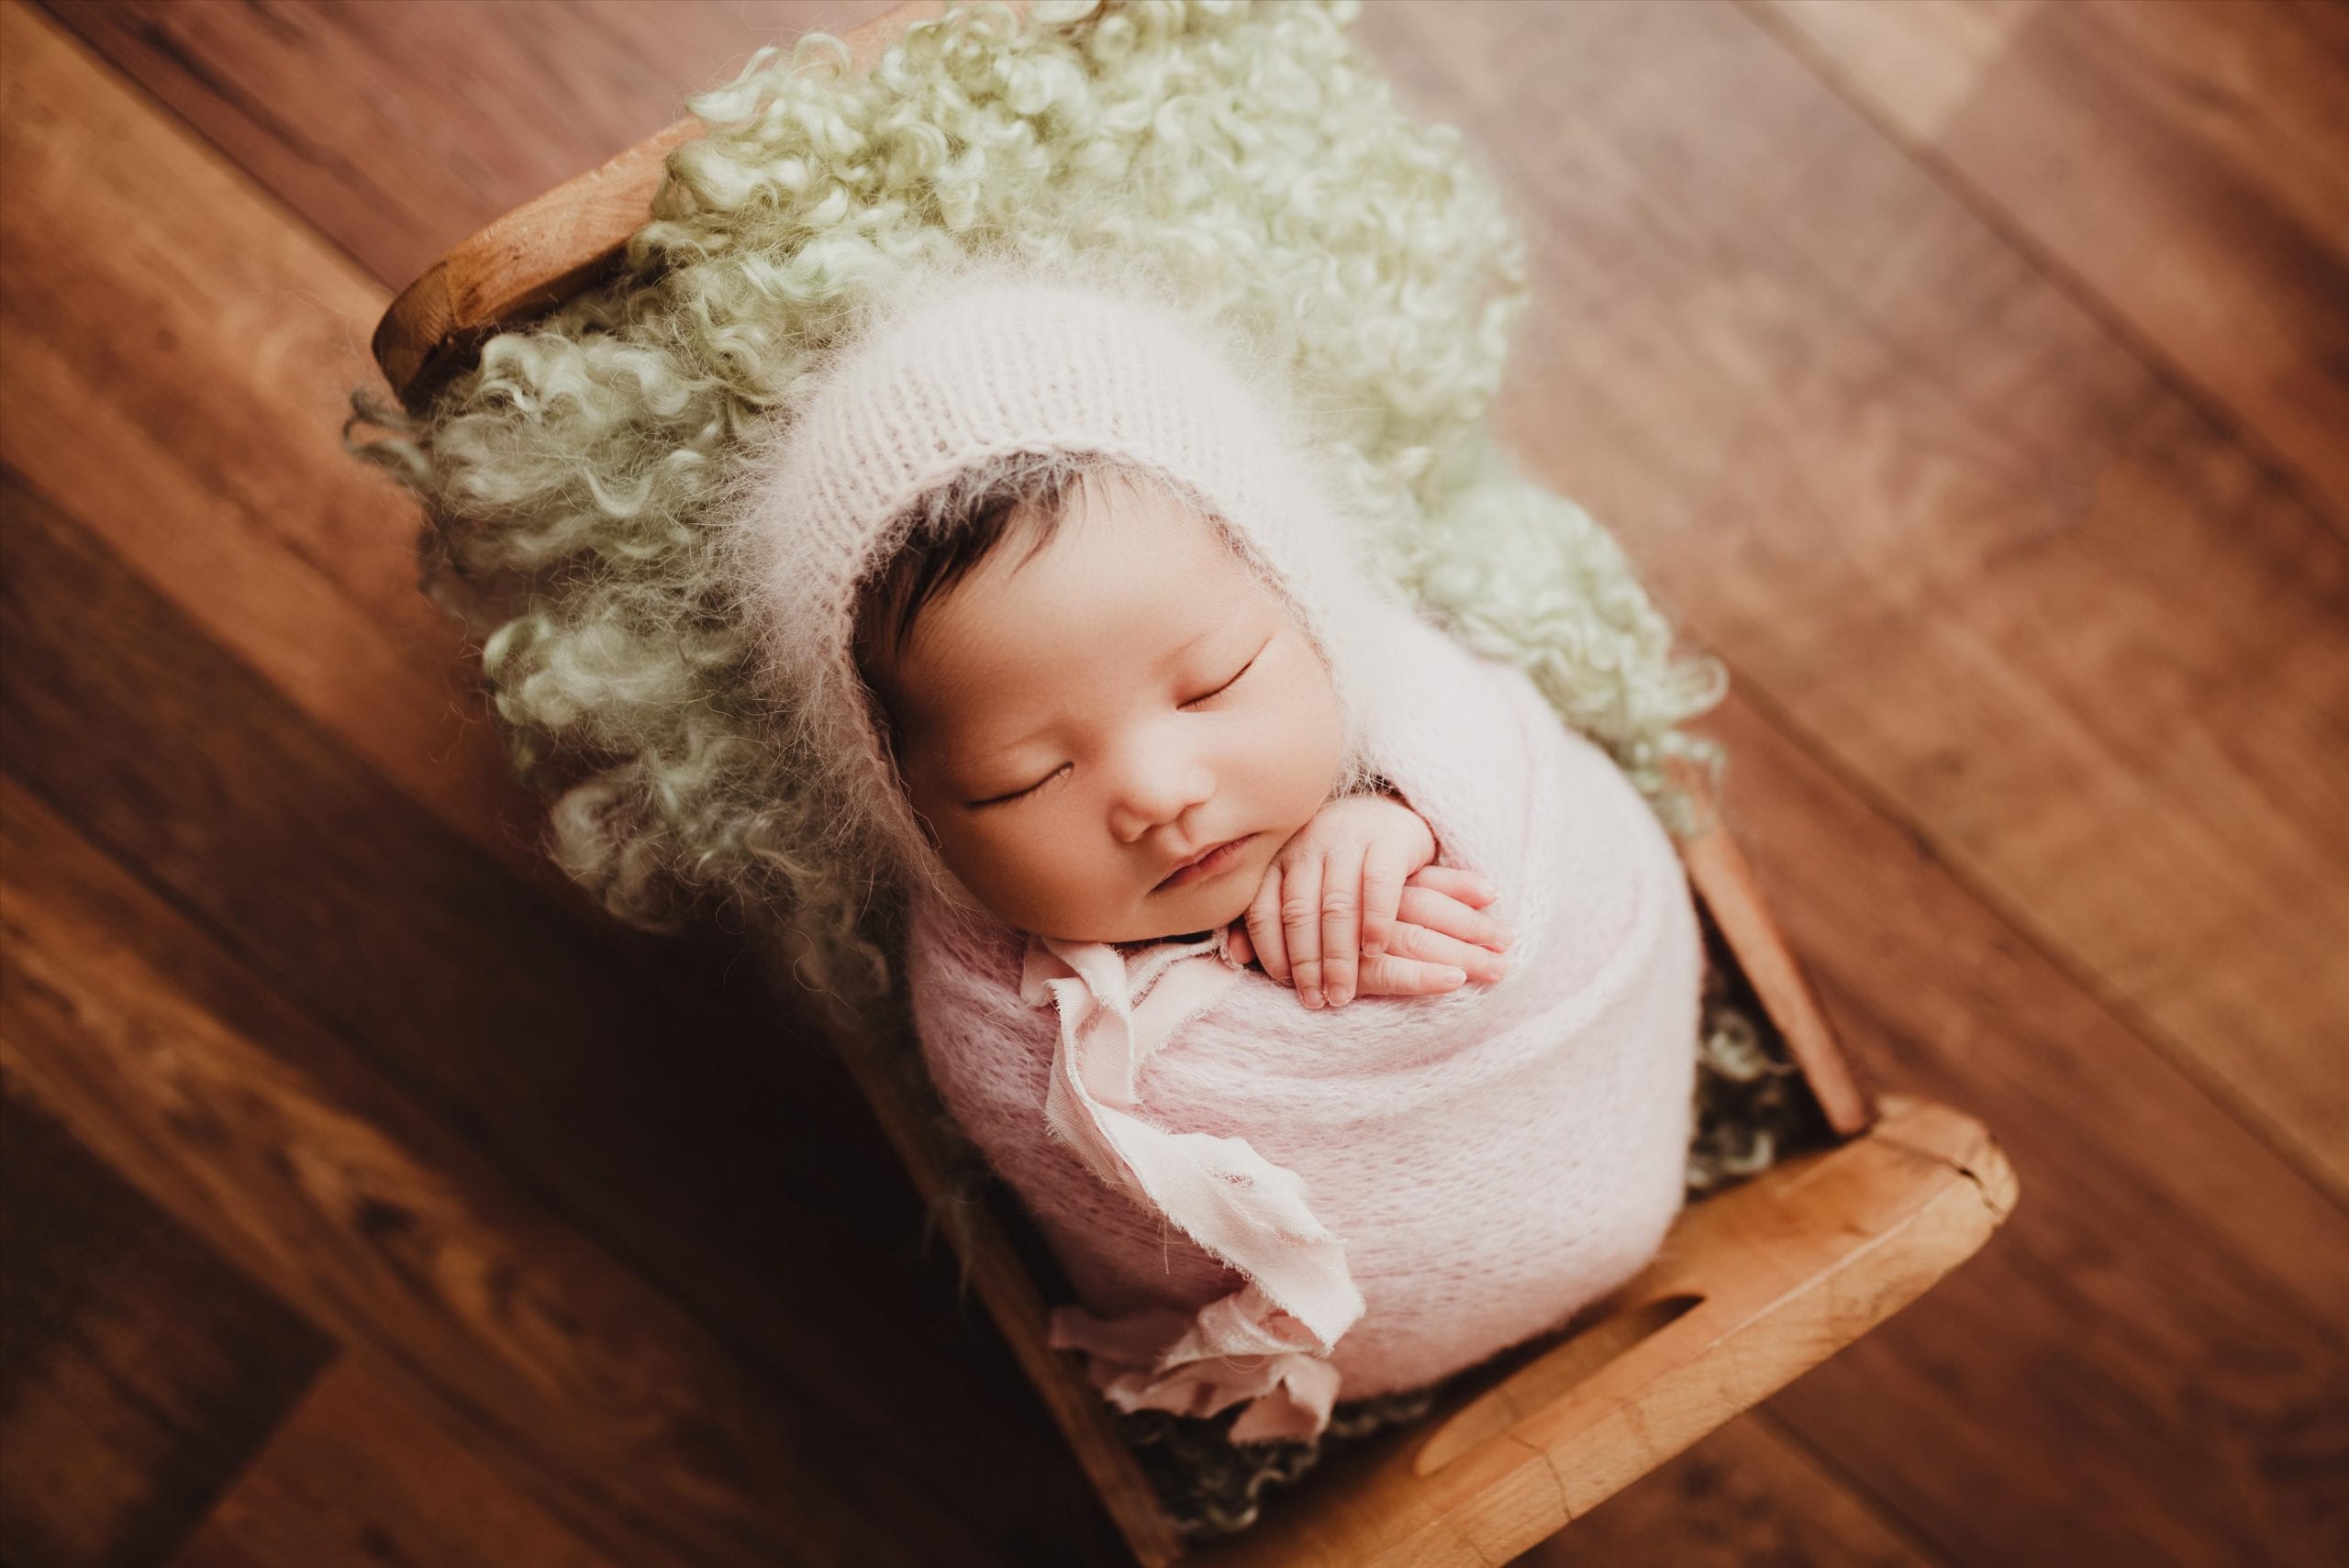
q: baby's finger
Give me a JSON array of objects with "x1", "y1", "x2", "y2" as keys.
[
  {"x1": 1406, "y1": 864, "x2": 1499, "y2": 909},
  {"x1": 1358, "y1": 836, "x2": 1410, "y2": 962},
  {"x1": 1320, "y1": 847, "x2": 1364, "y2": 1008},
  {"x1": 1354, "y1": 952, "x2": 1469, "y2": 997},
  {"x1": 1386, "y1": 919, "x2": 1510, "y2": 984},
  {"x1": 1282, "y1": 853, "x2": 1329, "y2": 1008},
  {"x1": 1397, "y1": 884, "x2": 1512, "y2": 953},
  {"x1": 1246, "y1": 868, "x2": 1291, "y2": 984},
  {"x1": 1228, "y1": 922, "x2": 1255, "y2": 969}
]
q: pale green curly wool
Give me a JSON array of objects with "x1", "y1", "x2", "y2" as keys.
[{"x1": 348, "y1": 0, "x2": 1726, "y2": 1042}]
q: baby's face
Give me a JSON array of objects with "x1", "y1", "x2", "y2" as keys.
[{"x1": 875, "y1": 476, "x2": 1344, "y2": 944}]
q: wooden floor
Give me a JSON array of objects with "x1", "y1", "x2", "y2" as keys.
[{"x1": 3, "y1": 1, "x2": 2343, "y2": 1563}]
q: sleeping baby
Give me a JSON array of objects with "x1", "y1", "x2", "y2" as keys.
[{"x1": 733, "y1": 266, "x2": 1701, "y2": 1443}]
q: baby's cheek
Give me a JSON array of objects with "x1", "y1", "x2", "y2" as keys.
[{"x1": 981, "y1": 828, "x2": 1141, "y2": 936}]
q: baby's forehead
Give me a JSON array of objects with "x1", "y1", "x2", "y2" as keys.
[{"x1": 897, "y1": 518, "x2": 1276, "y2": 751}]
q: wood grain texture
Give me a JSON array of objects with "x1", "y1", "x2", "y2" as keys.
[
  {"x1": 0, "y1": 455, "x2": 1118, "y2": 1562},
  {"x1": 0, "y1": 4, "x2": 1005, "y2": 1453},
  {"x1": 15, "y1": 0, "x2": 2349, "y2": 1563},
  {"x1": 1511, "y1": 1410, "x2": 1939, "y2": 1568},
  {"x1": 0, "y1": 762, "x2": 1109, "y2": 1568},
  {"x1": 1753, "y1": 0, "x2": 2349, "y2": 532},
  {"x1": 165, "y1": 1358, "x2": 619, "y2": 1568},
  {"x1": 1355, "y1": 0, "x2": 2349, "y2": 1206},
  {"x1": 0, "y1": 12, "x2": 1124, "y2": 1562},
  {"x1": 1740, "y1": 0, "x2": 2044, "y2": 144},
  {"x1": 0, "y1": 3, "x2": 542, "y2": 886},
  {"x1": 0, "y1": 1073, "x2": 332, "y2": 1568},
  {"x1": 1687, "y1": 695, "x2": 2349, "y2": 1567},
  {"x1": 38, "y1": 0, "x2": 907, "y2": 292}
]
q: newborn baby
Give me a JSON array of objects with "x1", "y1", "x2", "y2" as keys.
[
  {"x1": 738, "y1": 267, "x2": 1700, "y2": 1442},
  {"x1": 861, "y1": 464, "x2": 1514, "y2": 1006}
]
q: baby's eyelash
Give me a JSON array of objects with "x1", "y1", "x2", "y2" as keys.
[
  {"x1": 978, "y1": 763, "x2": 1068, "y2": 807},
  {"x1": 975, "y1": 646, "x2": 1264, "y2": 807},
  {"x1": 1181, "y1": 652, "x2": 1259, "y2": 709}
]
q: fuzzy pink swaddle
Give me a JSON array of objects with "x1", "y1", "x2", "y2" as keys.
[{"x1": 908, "y1": 597, "x2": 1702, "y2": 1442}]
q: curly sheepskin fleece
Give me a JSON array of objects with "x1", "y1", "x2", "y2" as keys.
[{"x1": 348, "y1": 0, "x2": 1724, "y2": 1041}]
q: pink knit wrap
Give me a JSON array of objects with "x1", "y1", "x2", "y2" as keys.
[{"x1": 908, "y1": 599, "x2": 1701, "y2": 1441}]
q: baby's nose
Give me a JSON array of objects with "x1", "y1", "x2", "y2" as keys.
[{"x1": 1111, "y1": 761, "x2": 1216, "y2": 840}]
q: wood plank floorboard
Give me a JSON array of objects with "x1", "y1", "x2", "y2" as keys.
[
  {"x1": 0, "y1": 1073, "x2": 333, "y2": 1568},
  {"x1": 1358, "y1": 0, "x2": 2349, "y2": 1207},
  {"x1": 6, "y1": 2, "x2": 2344, "y2": 1564},
  {"x1": 0, "y1": 756, "x2": 1118, "y2": 1567},
  {"x1": 163, "y1": 1357, "x2": 620, "y2": 1568},
  {"x1": 0, "y1": 452, "x2": 1117, "y2": 1562},
  {"x1": 1511, "y1": 1414, "x2": 1943, "y2": 1568},
  {"x1": 0, "y1": 3, "x2": 546, "y2": 886},
  {"x1": 1687, "y1": 695, "x2": 2349, "y2": 1567},
  {"x1": 39, "y1": 0, "x2": 908, "y2": 290},
  {"x1": 1752, "y1": 0, "x2": 2349, "y2": 534}
]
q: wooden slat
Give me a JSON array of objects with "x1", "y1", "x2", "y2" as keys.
[
  {"x1": 0, "y1": 765, "x2": 1062, "y2": 1568},
  {"x1": 1678, "y1": 774, "x2": 1874, "y2": 1135},
  {"x1": 1752, "y1": 0, "x2": 2349, "y2": 532},
  {"x1": 1357, "y1": 0, "x2": 2349, "y2": 1206},
  {"x1": 370, "y1": 116, "x2": 701, "y2": 401},
  {"x1": 167, "y1": 1357, "x2": 619, "y2": 1568},
  {"x1": 0, "y1": 1070, "x2": 333, "y2": 1568}
]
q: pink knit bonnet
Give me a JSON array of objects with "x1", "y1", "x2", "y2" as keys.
[{"x1": 725, "y1": 261, "x2": 1409, "y2": 921}]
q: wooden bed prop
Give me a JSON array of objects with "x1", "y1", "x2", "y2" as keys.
[{"x1": 373, "y1": 5, "x2": 2015, "y2": 1562}]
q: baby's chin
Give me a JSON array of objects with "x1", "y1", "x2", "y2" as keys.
[
  {"x1": 1025, "y1": 890, "x2": 1252, "y2": 946},
  {"x1": 1012, "y1": 868, "x2": 1260, "y2": 947}
]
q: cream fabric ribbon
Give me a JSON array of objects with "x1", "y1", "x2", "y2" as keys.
[{"x1": 1019, "y1": 929, "x2": 1364, "y2": 1441}]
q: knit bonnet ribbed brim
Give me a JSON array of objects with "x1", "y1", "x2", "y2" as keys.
[{"x1": 724, "y1": 261, "x2": 1405, "y2": 922}]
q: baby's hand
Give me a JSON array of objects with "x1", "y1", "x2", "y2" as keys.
[{"x1": 1229, "y1": 796, "x2": 1510, "y2": 1008}]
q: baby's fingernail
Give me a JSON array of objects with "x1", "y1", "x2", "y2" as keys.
[
  {"x1": 1329, "y1": 984, "x2": 1352, "y2": 1006},
  {"x1": 1440, "y1": 966, "x2": 1467, "y2": 985},
  {"x1": 1303, "y1": 989, "x2": 1323, "y2": 1009}
]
